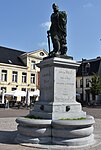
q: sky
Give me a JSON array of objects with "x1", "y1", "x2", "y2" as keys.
[{"x1": 0, "y1": 0, "x2": 101, "y2": 61}]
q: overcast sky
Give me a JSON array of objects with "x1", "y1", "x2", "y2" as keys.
[{"x1": 0, "y1": 0, "x2": 101, "y2": 60}]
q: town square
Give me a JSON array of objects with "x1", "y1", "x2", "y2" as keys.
[{"x1": 0, "y1": 1, "x2": 101, "y2": 150}]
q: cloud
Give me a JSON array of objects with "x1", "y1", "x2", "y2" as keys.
[
  {"x1": 83, "y1": 2, "x2": 93, "y2": 8},
  {"x1": 41, "y1": 21, "x2": 51, "y2": 29},
  {"x1": 38, "y1": 41, "x2": 53, "y2": 50},
  {"x1": 38, "y1": 42, "x2": 48, "y2": 47}
]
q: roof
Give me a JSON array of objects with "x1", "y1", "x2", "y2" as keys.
[
  {"x1": 0, "y1": 46, "x2": 26, "y2": 66},
  {"x1": 77, "y1": 57, "x2": 101, "y2": 76},
  {"x1": 27, "y1": 49, "x2": 48, "y2": 55}
]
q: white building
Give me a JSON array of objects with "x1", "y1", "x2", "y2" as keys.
[
  {"x1": 76, "y1": 57, "x2": 101, "y2": 105},
  {"x1": 0, "y1": 46, "x2": 48, "y2": 106}
]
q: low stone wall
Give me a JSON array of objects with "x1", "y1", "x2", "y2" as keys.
[
  {"x1": 16, "y1": 115, "x2": 95, "y2": 146},
  {"x1": 52, "y1": 115, "x2": 95, "y2": 146},
  {"x1": 16, "y1": 117, "x2": 51, "y2": 144}
]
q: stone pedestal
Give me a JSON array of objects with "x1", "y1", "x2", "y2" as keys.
[
  {"x1": 16, "y1": 115, "x2": 95, "y2": 146},
  {"x1": 16, "y1": 57, "x2": 95, "y2": 147},
  {"x1": 30, "y1": 57, "x2": 86, "y2": 119}
]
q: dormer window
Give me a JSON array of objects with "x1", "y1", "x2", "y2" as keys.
[
  {"x1": 40, "y1": 52, "x2": 44, "y2": 56},
  {"x1": 8, "y1": 60, "x2": 12, "y2": 63}
]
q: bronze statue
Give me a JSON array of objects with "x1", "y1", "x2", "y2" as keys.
[{"x1": 47, "y1": 3, "x2": 67, "y2": 56}]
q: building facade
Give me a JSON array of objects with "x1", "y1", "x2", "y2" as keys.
[
  {"x1": 0, "y1": 46, "x2": 48, "y2": 103},
  {"x1": 76, "y1": 57, "x2": 101, "y2": 105}
]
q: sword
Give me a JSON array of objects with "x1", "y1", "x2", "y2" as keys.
[{"x1": 47, "y1": 30, "x2": 51, "y2": 56}]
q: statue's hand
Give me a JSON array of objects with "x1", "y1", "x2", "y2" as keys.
[{"x1": 47, "y1": 30, "x2": 50, "y2": 34}]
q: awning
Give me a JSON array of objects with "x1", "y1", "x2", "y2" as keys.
[
  {"x1": 31, "y1": 89, "x2": 40, "y2": 97},
  {"x1": 4, "y1": 90, "x2": 26, "y2": 97}
]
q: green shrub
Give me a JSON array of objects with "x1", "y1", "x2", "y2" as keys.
[
  {"x1": 60, "y1": 117, "x2": 86, "y2": 120},
  {"x1": 25, "y1": 115, "x2": 43, "y2": 119}
]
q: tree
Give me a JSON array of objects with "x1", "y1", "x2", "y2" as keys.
[{"x1": 89, "y1": 73, "x2": 101, "y2": 100}]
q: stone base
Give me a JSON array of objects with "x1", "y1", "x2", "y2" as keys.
[
  {"x1": 30, "y1": 102, "x2": 86, "y2": 120},
  {"x1": 34, "y1": 57, "x2": 85, "y2": 120},
  {"x1": 52, "y1": 134, "x2": 94, "y2": 146},
  {"x1": 52, "y1": 115, "x2": 95, "y2": 146},
  {"x1": 16, "y1": 115, "x2": 95, "y2": 147},
  {"x1": 16, "y1": 117, "x2": 51, "y2": 144},
  {"x1": 43, "y1": 55, "x2": 73, "y2": 60}
]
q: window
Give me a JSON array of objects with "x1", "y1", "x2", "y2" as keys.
[
  {"x1": 0, "y1": 87, "x2": 6, "y2": 103},
  {"x1": 22, "y1": 72, "x2": 27, "y2": 83},
  {"x1": 31, "y1": 88, "x2": 35, "y2": 91},
  {"x1": 40, "y1": 52, "x2": 44, "y2": 56},
  {"x1": 22, "y1": 88, "x2": 26, "y2": 91},
  {"x1": 12, "y1": 71, "x2": 18, "y2": 82},
  {"x1": 80, "y1": 79, "x2": 83, "y2": 88},
  {"x1": 86, "y1": 79, "x2": 89, "y2": 87},
  {"x1": 1, "y1": 87, "x2": 6, "y2": 92},
  {"x1": 12, "y1": 88, "x2": 17, "y2": 91},
  {"x1": 1, "y1": 70, "x2": 7, "y2": 82},
  {"x1": 31, "y1": 61, "x2": 36, "y2": 70},
  {"x1": 31, "y1": 74, "x2": 35, "y2": 84}
]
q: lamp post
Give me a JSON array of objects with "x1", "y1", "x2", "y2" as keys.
[
  {"x1": 82, "y1": 58, "x2": 84, "y2": 105},
  {"x1": 81, "y1": 59, "x2": 90, "y2": 105}
]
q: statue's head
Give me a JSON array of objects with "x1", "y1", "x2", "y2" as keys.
[{"x1": 52, "y1": 3, "x2": 59, "y2": 12}]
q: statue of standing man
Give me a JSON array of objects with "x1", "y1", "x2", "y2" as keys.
[{"x1": 48, "y1": 3, "x2": 67, "y2": 56}]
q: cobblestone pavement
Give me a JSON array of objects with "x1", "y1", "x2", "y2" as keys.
[
  {"x1": 83, "y1": 106, "x2": 101, "y2": 119},
  {"x1": 0, "y1": 107, "x2": 101, "y2": 150},
  {"x1": 0, "y1": 108, "x2": 29, "y2": 118},
  {"x1": 0, "y1": 107, "x2": 101, "y2": 118}
]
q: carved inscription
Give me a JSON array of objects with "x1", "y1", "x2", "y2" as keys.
[
  {"x1": 40, "y1": 67, "x2": 53, "y2": 101},
  {"x1": 41, "y1": 67, "x2": 52, "y2": 90},
  {"x1": 55, "y1": 68, "x2": 75, "y2": 102}
]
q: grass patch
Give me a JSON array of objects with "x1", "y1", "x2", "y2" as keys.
[
  {"x1": 60, "y1": 117, "x2": 86, "y2": 120},
  {"x1": 25, "y1": 115, "x2": 43, "y2": 119}
]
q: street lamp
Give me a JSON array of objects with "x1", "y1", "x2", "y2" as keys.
[
  {"x1": 82, "y1": 58, "x2": 84, "y2": 105},
  {"x1": 81, "y1": 59, "x2": 90, "y2": 105}
]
